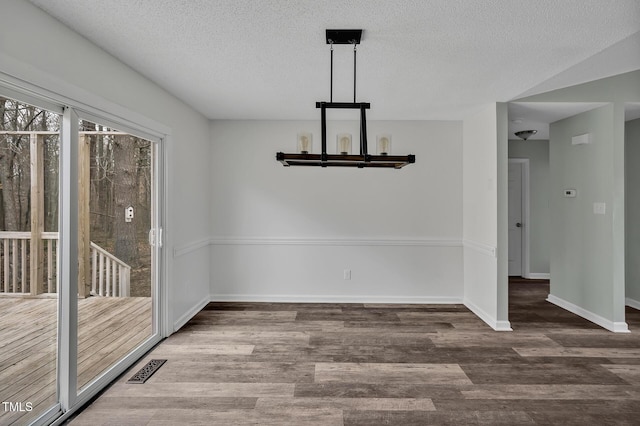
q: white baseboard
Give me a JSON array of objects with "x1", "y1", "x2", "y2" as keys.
[
  {"x1": 210, "y1": 294, "x2": 463, "y2": 304},
  {"x1": 175, "y1": 294, "x2": 465, "y2": 330},
  {"x1": 526, "y1": 273, "x2": 550, "y2": 280},
  {"x1": 547, "y1": 294, "x2": 629, "y2": 333},
  {"x1": 463, "y1": 298, "x2": 512, "y2": 331},
  {"x1": 173, "y1": 295, "x2": 211, "y2": 332},
  {"x1": 626, "y1": 297, "x2": 640, "y2": 310}
]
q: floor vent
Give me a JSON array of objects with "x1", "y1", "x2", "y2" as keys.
[{"x1": 127, "y1": 359, "x2": 167, "y2": 384}]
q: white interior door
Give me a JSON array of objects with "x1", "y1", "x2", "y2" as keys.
[{"x1": 508, "y1": 161, "x2": 523, "y2": 276}]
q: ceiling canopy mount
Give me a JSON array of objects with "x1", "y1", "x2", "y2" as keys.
[{"x1": 326, "y1": 29, "x2": 362, "y2": 45}]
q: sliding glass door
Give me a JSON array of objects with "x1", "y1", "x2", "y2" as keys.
[
  {"x1": 0, "y1": 96, "x2": 61, "y2": 425},
  {"x1": 0, "y1": 89, "x2": 163, "y2": 425},
  {"x1": 76, "y1": 118, "x2": 156, "y2": 392}
]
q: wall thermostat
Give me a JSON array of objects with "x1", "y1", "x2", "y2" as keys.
[{"x1": 564, "y1": 189, "x2": 577, "y2": 198}]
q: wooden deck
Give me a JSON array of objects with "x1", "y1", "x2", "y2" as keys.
[{"x1": 0, "y1": 296, "x2": 152, "y2": 425}]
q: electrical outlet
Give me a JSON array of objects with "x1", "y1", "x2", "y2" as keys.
[{"x1": 343, "y1": 269, "x2": 351, "y2": 280}]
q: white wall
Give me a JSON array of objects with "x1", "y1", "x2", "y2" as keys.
[
  {"x1": 209, "y1": 119, "x2": 464, "y2": 302},
  {"x1": 626, "y1": 118, "x2": 640, "y2": 307},
  {"x1": 549, "y1": 105, "x2": 626, "y2": 330},
  {"x1": 508, "y1": 139, "x2": 551, "y2": 276},
  {"x1": 0, "y1": 0, "x2": 212, "y2": 330},
  {"x1": 496, "y1": 103, "x2": 510, "y2": 327},
  {"x1": 462, "y1": 103, "x2": 511, "y2": 330}
]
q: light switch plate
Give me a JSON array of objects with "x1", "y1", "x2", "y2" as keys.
[{"x1": 564, "y1": 189, "x2": 577, "y2": 198}]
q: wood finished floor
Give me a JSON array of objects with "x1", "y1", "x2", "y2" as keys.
[{"x1": 70, "y1": 281, "x2": 640, "y2": 425}]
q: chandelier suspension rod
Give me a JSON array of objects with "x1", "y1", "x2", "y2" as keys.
[
  {"x1": 330, "y1": 41, "x2": 334, "y2": 103},
  {"x1": 329, "y1": 38, "x2": 358, "y2": 103},
  {"x1": 353, "y1": 42, "x2": 357, "y2": 102}
]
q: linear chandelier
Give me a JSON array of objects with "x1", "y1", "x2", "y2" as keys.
[{"x1": 276, "y1": 29, "x2": 416, "y2": 169}]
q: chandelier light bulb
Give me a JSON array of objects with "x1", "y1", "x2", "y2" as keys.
[
  {"x1": 377, "y1": 134, "x2": 391, "y2": 155},
  {"x1": 336, "y1": 133, "x2": 352, "y2": 154},
  {"x1": 297, "y1": 132, "x2": 312, "y2": 153}
]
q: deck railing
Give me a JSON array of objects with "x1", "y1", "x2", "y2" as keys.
[
  {"x1": 0, "y1": 232, "x2": 58, "y2": 295},
  {"x1": 90, "y1": 242, "x2": 131, "y2": 297},
  {"x1": 0, "y1": 232, "x2": 130, "y2": 297}
]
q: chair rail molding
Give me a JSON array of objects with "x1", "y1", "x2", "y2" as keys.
[
  {"x1": 462, "y1": 239, "x2": 498, "y2": 257},
  {"x1": 175, "y1": 237, "x2": 463, "y2": 256},
  {"x1": 173, "y1": 237, "x2": 211, "y2": 258},
  {"x1": 209, "y1": 236, "x2": 462, "y2": 247}
]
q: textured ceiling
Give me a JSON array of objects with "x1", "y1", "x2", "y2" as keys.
[{"x1": 29, "y1": 0, "x2": 640, "y2": 120}]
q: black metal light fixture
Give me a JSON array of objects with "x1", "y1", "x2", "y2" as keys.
[
  {"x1": 514, "y1": 130, "x2": 537, "y2": 140},
  {"x1": 276, "y1": 29, "x2": 416, "y2": 169}
]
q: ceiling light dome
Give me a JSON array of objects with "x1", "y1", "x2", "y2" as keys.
[{"x1": 515, "y1": 130, "x2": 537, "y2": 141}]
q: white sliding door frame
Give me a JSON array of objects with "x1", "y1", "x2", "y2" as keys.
[
  {"x1": 0, "y1": 70, "x2": 170, "y2": 425},
  {"x1": 58, "y1": 106, "x2": 80, "y2": 412},
  {"x1": 71, "y1": 109, "x2": 164, "y2": 405},
  {"x1": 0, "y1": 83, "x2": 65, "y2": 426}
]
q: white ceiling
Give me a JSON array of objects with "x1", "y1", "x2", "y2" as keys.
[{"x1": 29, "y1": 0, "x2": 640, "y2": 121}]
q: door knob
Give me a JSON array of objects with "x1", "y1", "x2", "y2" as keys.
[{"x1": 516, "y1": 222, "x2": 522, "y2": 228}]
